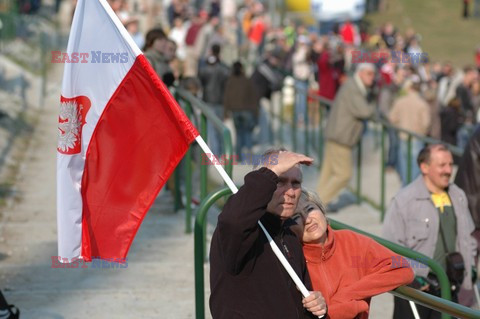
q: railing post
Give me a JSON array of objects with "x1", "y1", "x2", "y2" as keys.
[
  {"x1": 174, "y1": 91, "x2": 183, "y2": 212},
  {"x1": 292, "y1": 92, "x2": 297, "y2": 152},
  {"x1": 356, "y1": 139, "x2": 362, "y2": 205},
  {"x1": 311, "y1": 102, "x2": 317, "y2": 153},
  {"x1": 40, "y1": 32, "x2": 47, "y2": 108},
  {"x1": 184, "y1": 101, "x2": 193, "y2": 233},
  {"x1": 200, "y1": 113, "x2": 208, "y2": 201},
  {"x1": 380, "y1": 125, "x2": 386, "y2": 222},
  {"x1": 407, "y1": 135, "x2": 413, "y2": 184},
  {"x1": 304, "y1": 92, "x2": 309, "y2": 156},
  {"x1": 318, "y1": 106, "x2": 324, "y2": 166},
  {"x1": 279, "y1": 90, "x2": 284, "y2": 145},
  {"x1": 269, "y1": 98, "x2": 274, "y2": 144},
  {"x1": 194, "y1": 187, "x2": 232, "y2": 319},
  {"x1": 173, "y1": 166, "x2": 181, "y2": 212},
  {"x1": 223, "y1": 129, "x2": 233, "y2": 178},
  {"x1": 222, "y1": 127, "x2": 234, "y2": 204}
]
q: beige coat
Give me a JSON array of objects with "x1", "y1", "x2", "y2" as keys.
[
  {"x1": 325, "y1": 76, "x2": 375, "y2": 147},
  {"x1": 389, "y1": 91, "x2": 431, "y2": 140}
]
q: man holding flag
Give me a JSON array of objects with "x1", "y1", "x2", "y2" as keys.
[
  {"x1": 209, "y1": 150, "x2": 327, "y2": 318},
  {"x1": 57, "y1": 1, "x2": 324, "y2": 317}
]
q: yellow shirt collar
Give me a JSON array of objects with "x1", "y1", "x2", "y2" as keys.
[{"x1": 431, "y1": 192, "x2": 451, "y2": 213}]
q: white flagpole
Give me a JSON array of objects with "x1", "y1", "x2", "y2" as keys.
[
  {"x1": 195, "y1": 136, "x2": 323, "y2": 317},
  {"x1": 409, "y1": 301, "x2": 421, "y2": 319}
]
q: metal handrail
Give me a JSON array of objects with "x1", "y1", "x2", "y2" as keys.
[
  {"x1": 328, "y1": 219, "x2": 452, "y2": 303},
  {"x1": 285, "y1": 82, "x2": 465, "y2": 221},
  {"x1": 193, "y1": 187, "x2": 480, "y2": 319},
  {"x1": 174, "y1": 88, "x2": 234, "y2": 233},
  {"x1": 330, "y1": 218, "x2": 460, "y2": 319},
  {"x1": 392, "y1": 286, "x2": 480, "y2": 319},
  {"x1": 296, "y1": 82, "x2": 463, "y2": 156},
  {"x1": 194, "y1": 186, "x2": 233, "y2": 319}
]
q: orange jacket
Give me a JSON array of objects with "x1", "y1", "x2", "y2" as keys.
[{"x1": 303, "y1": 226, "x2": 414, "y2": 319}]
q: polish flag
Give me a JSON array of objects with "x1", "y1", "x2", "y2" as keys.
[{"x1": 57, "y1": 0, "x2": 198, "y2": 262}]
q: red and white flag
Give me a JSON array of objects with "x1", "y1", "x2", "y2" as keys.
[{"x1": 57, "y1": 0, "x2": 198, "y2": 262}]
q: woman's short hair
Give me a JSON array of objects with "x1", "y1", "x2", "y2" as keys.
[{"x1": 300, "y1": 189, "x2": 326, "y2": 216}]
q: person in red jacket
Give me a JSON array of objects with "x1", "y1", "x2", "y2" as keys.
[{"x1": 291, "y1": 190, "x2": 415, "y2": 319}]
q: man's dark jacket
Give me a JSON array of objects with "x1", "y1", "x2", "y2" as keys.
[
  {"x1": 455, "y1": 126, "x2": 480, "y2": 229},
  {"x1": 198, "y1": 59, "x2": 230, "y2": 105},
  {"x1": 209, "y1": 168, "x2": 316, "y2": 319}
]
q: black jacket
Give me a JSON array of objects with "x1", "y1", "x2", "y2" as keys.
[
  {"x1": 199, "y1": 59, "x2": 230, "y2": 105},
  {"x1": 455, "y1": 126, "x2": 480, "y2": 229},
  {"x1": 250, "y1": 61, "x2": 284, "y2": 101},
  {"x1": 209, "y1": 168, "x2": 316, "y2": 319}
]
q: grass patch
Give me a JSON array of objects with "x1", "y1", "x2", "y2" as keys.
[{"x1": 366, "y1": 0, "x2": 480, "y2": 66}]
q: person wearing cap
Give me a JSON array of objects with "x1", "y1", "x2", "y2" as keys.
[
  {"x1": 316, "y1": 63, "x2": 376, "y2": 210},
  {"x1": 389, "y1": 74, "x2": 431, "y2": 185}
]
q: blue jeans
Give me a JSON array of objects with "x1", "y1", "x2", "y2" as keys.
[
  {"x1": 457, "y1": 123, "x2": 475, "y2": 151},
  {"x1": 397, "y1": 138, "x2": 424, "y2": 186},
  {"x1": 295, "y1": 79, "x2": 309, "y2": 124},
  {"x1": 232, "y1": 111, "x2": 255, "y2": 161},
  {"x1": 207, "y1": 104, "x2": 224, "y2": 157},
  {"x1": 256, "y1": 98, "x2": 270, "y2": 145}
]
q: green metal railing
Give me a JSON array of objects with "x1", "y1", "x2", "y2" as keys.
[
  {"x1": 393, "y1": 286, "x2": 480, "y2": 319},
  {"x1": 174, "y1": 88, "x2": 234, "y2": 233},
  {"x1": 328, "y1": 219, "x2": 454, "y2": 319},
  {"x1": 194, "y1": 187, "x2": 233, "y2": 319},
  {"x1": 193, "y1": 187, "x2": 480, "y2": 319},
  {"x1": 285, "y1": 82, "x2": 464, "y2": 221},
  {"x1": 179, "y1": 76, "x2": 472, "y2": 319}
]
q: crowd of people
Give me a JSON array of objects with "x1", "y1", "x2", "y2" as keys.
[
  {"x1": 108, "y1": 0, "x2": 480, "y2": 177},
  {"x1": 102, "y1": 1, "x2": 480, "y2": 318},
  {"x1": 2, "y1": 1, "x2": 478, "y2": 319}
]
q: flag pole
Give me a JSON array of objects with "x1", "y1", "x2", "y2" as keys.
[{"x1": 195, "y1": 136, "x2": 323, "y2": 317}]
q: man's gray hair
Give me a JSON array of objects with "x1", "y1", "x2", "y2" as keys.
[{"x1": 355, "y1": 63, "x2": 375, "y2": 74}]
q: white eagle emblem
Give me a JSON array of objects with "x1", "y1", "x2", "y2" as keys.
[{"x1": 57, "y1": 96, "x2": 91, "y2": 155}]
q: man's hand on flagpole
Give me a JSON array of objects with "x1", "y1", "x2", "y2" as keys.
[
  {"x1": 303, "y1": 291, "x2": 327, "y2": 317},
  {"x1": 266, "y1": 151, "x2": 314, "y2": 177}
]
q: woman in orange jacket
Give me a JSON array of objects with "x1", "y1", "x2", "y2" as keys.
[{"x1": 291, "y1": 190, "x2": 415, "y2": 319}]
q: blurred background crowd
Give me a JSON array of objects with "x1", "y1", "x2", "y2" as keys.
[
  {"x1": 96, "y1": 0, "x2": 480, "y2": 175},
  {"x1": 1, "y1": 0, "x2": 480, "y2": 195}
]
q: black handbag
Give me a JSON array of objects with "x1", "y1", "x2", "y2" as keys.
[{"x1": 439, "y1": 221, "x2": 466, "y2": 289}]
